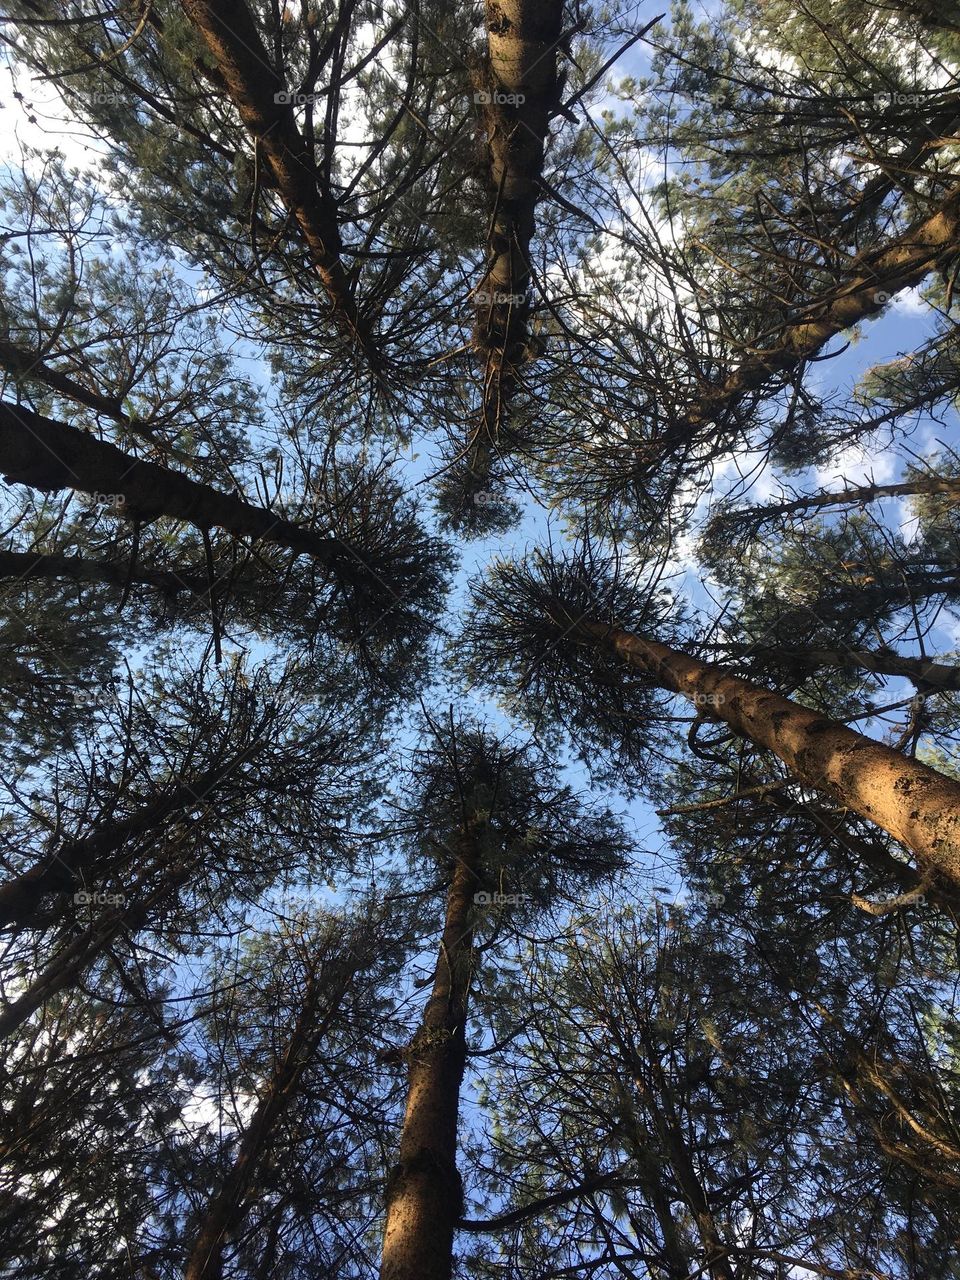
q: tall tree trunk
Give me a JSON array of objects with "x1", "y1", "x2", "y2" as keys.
[
  {"x1": 0, "y1": 401, "x2": 342, "y2": 566},
  {"x1": 473, "y1": 0, "x2": 563, "y2": 404},
  {"x1": 715, "y1": 473, "x2": 960, "y2": 532},
  {"x1": 0, "y1": 859, "x2": 191, "y2": 1037},
  {"x1": 0, "y1": 750, "x2": 255, "y2": 927},
  {"x1": 660, "y1": 185, "x2": 960, "y2": 462},
  {"x1": 184, "y1": 968, "x2": 353, "y2": 1280},
  {"x1": 379, "y1": 830, "x2": 481, "y2": 1280},
  {"x1": 178, "y1": 0, "x2": 378, "y2": 364},
  {"x1": 577, "y1": 620, "x2": 960, "y2": 887},
  {"x1": 644, "y1": 1078, "x2": 735, "y2": 1280}
]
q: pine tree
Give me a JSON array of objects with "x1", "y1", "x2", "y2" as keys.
[{"x1": 1, "y1": 0, "x2": 960, "y2": 1273}]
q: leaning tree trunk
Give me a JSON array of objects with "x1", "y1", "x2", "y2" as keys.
[
  {"x1": 0, "y1": 401, "x2": 342, "y2": 566},
  {"x1": 184, "y1": 967, "x2": 353, "y2": 1280},
  {"x1": 379, "y1": 827, "x2": 481, "y2": 1280},
  {"x1": 0, "y1": 750, "x2": 255, "y2": 927},
  {"x1": 0, "y1": 549, "x2": 212, "y2": 598},
  {"x1": 578, "y1": 621, "x2": 960, "y2": 888},
  {"x1": 716, "y1": 473, "x2": 960, "y2": 534},
  {"x1": 0, "y1": 858, "x2": 192, "y2": 1037},
  {"x1": 0, "y1": 337, "x2": 196, "y2": 465},
  {"x1": 710, "y1": 641, "x2": 960, "y2": 693},
  {"x1": 178, "y1": 0, "x2": 378, "y2": 364},
  {"x1": 659, "y1": 184, "x2": 960, "y2": 462}
]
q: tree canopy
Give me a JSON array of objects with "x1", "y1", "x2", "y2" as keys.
[{"x1": 1, "y1": 1, "x2": 960, "y2": 1277}]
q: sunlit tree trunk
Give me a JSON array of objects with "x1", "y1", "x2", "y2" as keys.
[
  {"x1": 663, "y1": 186, "x2": 960, "y2": 459},
  {"x1": 579, "y1": 621, "x2": 960, "y2": 886},
  {"x1": 379, "y1": 827, "x2": 480, "y2": 1280}
]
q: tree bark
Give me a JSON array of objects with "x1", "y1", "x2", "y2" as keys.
[
  {"x1": 464, "y1": 0, "x2": 572, "y2": 485},
  {"x1": 0, "y1": 549, "x2": 211, "y2": 598},
  {"x1": 184, "y1": 968, "x2": 353, "y2": 1280},
  {"x1": 473, "y1": 0, "x2": 563, "y2": 383},
  {"x1": 711, "y1": 641, "x2": 960, "y2": 692},
  {"x1": 0, "y1": 859, "x2": 191, "y2": 1037},
  {"x1": 379, "y1": 831, "x2": 480, "y2": 1280},
  {"x1": 178, "y1": 0, "x2": 377, "y2": 363},
  {"x1": 716, "y1": 473, "x2": 960, "y2": 531},
  {"x1": 578, "y1": 621, "x2": 960, "y2": 888},
  {"x1": 661, "y1": 185, "x2": 960, "y2": 460},
  {"x1": 0, "y1": 751, "x2": 255, "y2": 928},
  {"x1": 0, "y1": 400, "x2": 342, "y2": 566}
]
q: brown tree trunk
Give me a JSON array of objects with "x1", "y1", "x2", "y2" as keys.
[
  {"x1": 0, "y1": 401, "x2": 342, "y2": 566},
  {"x1": 712, "y1": 641, "x2": 960, "y2": 692},
  {"x1": 474, "y1": 0, "x2": 563, "y2": 371},
  {"x1": 466, "y1": 0, "x2": 565, "y2": 481},
  {"x1": 184, "y1": 968, "x2": 353, "y2": 1280},
  {"x1": 579, "y1": 621, "x2": 960, "y2": 887},
  {"x1": 643, "y1": 1071, "x2": 735, "y2": 1280},
  {"x1": 661, "y1": 185, "x2": 960, "y2": 460},
  {"x1": 178, "y1": 0, "x2": 377, "y2": 363},
  {"x1": 718, "y1": 473, "x2": 960, "y2": 531},
  {"x1": 379, "y1": 832, "x2": 480, "y2": 1280}
]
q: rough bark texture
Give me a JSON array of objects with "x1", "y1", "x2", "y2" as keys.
[
  {"x1": 379, "y1": 832, "x2": 480, "y2": 1280},
  {"x1": 715, "y1": 642, "x2": 960, "y2": 692},
  {"x1": 664, "y1": 186, "x2": 960, "y2": 459},
  {"x1": 178, "y1": 0, "x2": 377, "y2": 361},
  {"x1": 466, "y1": 0, "x2": 564, "y2": 476},
  {"x1": 184, "y1": 970, "x2": 352, "y2": 1280},
  {"x1": 581, "y1": 621, "x2": 960, "y2": 887},
  {"x1": 0, "y1": 401, "x2": 341, "y2": 566}
]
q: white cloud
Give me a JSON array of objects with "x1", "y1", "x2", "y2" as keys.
[{"x1": 0, "y1": 60, "x2": 107, "y2": 174}]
